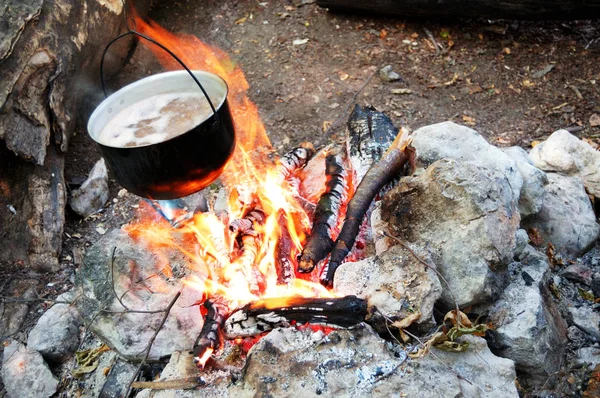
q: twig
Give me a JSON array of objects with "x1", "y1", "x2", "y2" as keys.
[
  {"x1": 564, "y1": 125, "x2": 585, "y2": 134},
  {"x1": 373, "y1": 355, "x2": 409, "y2": 383},
  {"x1": 323, "y1": 71, "x2": 377, "y2": 136},
  {"x1": 380, "y1": 231, "x2": 460, "y2": 316},
  {"x1": 402, "y1": 328, "x2": 473, "y2": 386},
  {"x1": 131, "y1": 376, "x2": 204, "y2": 390},
  {"x1": 110, "y1": 247, "x2": 130, "y2": 311},
  {"x1": 124, "y1": 291, "x2": 181, "y2": 398},
  {"x1": 424, "y1": 28, "x2": 442, "y2": 56}
]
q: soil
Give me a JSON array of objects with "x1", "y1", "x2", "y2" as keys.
[{"x1": 2, "y1": 0, "x2": 599, "y2": 397}]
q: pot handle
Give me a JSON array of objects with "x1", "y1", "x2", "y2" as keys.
[{"x1": 100, "y1": 30, "x2": 220, "y2": 123}]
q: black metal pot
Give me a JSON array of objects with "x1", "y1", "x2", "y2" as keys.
[{"x1": 87, "y1": 70, "x2": 235, "y2": 200}]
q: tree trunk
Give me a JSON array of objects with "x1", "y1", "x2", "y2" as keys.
[
  {"x1": 316, "y1": 0, "x2": 600, "y2": 20},
  {"x1": 0, "y1": 0, "x2": 133, "y2": 271}
]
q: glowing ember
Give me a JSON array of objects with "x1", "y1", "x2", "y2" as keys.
[{"x1": 125, "y1": 12, "x2": 353, "y2": 318}]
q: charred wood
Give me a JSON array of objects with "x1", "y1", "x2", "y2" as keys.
[
  {"x1": 224, "y1": 295, "x2": 368, "y2": 339},
  {"x1": 193, "y1": 297, "x2": 229, "y2": 370},
  {"x1": 297, "y1": 152, "x2": 348, "y2": 273},
  {"x1": 321, "y1": 130, "x2": 412, "y2": 287},
  {"x1": 230, "y1": 209, "x2": 266, "y2": 294},
  {"x1": 275, "y1": 142, "x2": 316, "y2": 184},
  {"x1": 316, "y1": 0, "x2": 600, "y2": 20}
]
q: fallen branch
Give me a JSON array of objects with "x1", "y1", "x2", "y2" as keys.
[
  {"x1": 224, "y1": 295, "x2": 368, "y2": 339},
  {"x1": 132, "y1": 376, "x2": 204, "y2": 390},
  {"x1": 321, "y1": 130, "x2": 413, "y2": 287},
  {"x1": 192, "y1": 296, "x2": 229, "y2": 370},
  {"x1": 298, "y1": 152, "x2": 348, "y2": 273}
]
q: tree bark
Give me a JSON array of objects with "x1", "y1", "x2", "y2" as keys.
[
  {"x1": 316, "y1": 0, "x2": 600, "y2": 20},
  {"x1": 0, "y1": 0, "x2": 132, "y2": 270}
]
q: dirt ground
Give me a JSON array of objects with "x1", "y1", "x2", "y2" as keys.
[
  {"x1": 62, "y1": 0, "x2": 600, "y2": 252},
  {"x1": 3, "y1": 0, "x2": 600, "y2": 396}
]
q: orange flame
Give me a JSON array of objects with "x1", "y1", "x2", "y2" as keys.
[{"x1": 123, "y1": 12, "x2": 341, "y2": 315}]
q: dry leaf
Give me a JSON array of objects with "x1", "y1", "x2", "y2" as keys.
[
  {"x1": 522, "y1": 80, "x2": 535, "y2": 88},
  {"x1": 444, "y1": 310, "x2": 473, "y2": 328},
  {"x1": 380, "y1": 29, "x2": 388, "y2": 39},
  {"x1": 590, "y1": 113, "x2": 600, "y2": 127},
  {"x1": 235, "y1": 15, "x2": 249, "y2": 24},
  {"x1": 391, "y1": 312, "x2": 422, "y2": 329},
  {"x1": 462, "y1": 115, "x2": 476, "y2": 126},
  {"x1": 338, "y1": 72, "x2": 349, "y2": 81},
  {"x1": 391, "y1": 88, "x2": 412, "y2": 95}
]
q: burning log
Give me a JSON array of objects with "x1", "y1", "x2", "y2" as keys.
[
  {"x1": 193, "y1": 297, "x2": 229, "y2": 370},
  {"x1": 321, "y1": 128, "x2": 413, "y2": 287},
  {"x1": 275, "y1": 212, "x2": 295, "y2": 284},
  {"x1": 223, "y1": 295, "x2": 368, "y2": 339},
  {"x1": 275, "y1": 143, "x2": 316, "y2": 184},
  {"x1": 297, "y1": 152, "x2": 349, "y2": 273},
  {"x1": 230, "y1": 209, "x2": 267, "y2": 294}
]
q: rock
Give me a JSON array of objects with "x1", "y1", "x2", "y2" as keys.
[
  {"x1": 568, "y1": 326, "x2": 589, "y2": 348},
  {"x1": 381, "y1": 158, "x2": 519, "y2": 307},
  {"x1": 334, "y1": 245, "x2": 442, "y2": 328},
  {"x1": 27, "y1": 291, "x2": 83, "y2": 362},
  {"x1": 591, "y1": 113, "x2": 600, "y2": 127},
  {"x1": 1, "y1": 340, "x2": 59, "y2": 398},
  {"x1": 521, "y1": 173, "x2": 599, "y2": 258},
  {"x1": 574, "y1": 347, "x2": 600, "y2": 367},
  {"x1": 69, "y1": 158, "x2": 109, "y2": 218},
  {"x1": 561, "y1": 263, "x2": 594, "y2": 286},
  {"x1": 487, "y1": 246, "x2": 568, "y2": 385},
  {"x1": 529, "y1": 129, "x2": 600, "y2": 197},
  {"x1": 411, "y1": 122, "x2": 523, "y2": 204},
  {"x1": 238, "y1": 327, "x2": 517, "y2": 397},
  {"x1": 379, "y1": 65, "x2": 402, "y2": 82},
  {"x1": 73, "y1": 228, "x2": 203, "y2": 360},
  {"x1": 97, "y1": 357, "x2": 139, "y2": 398},
  {"x1": 593, "y1": 273, "x2": 600, "y2": 298},
  {"x1": 515, "y1": 229, "x2": 529, "y2": 258},
  {"x1": 0, "y1": 279, "x2": 37, "y2": 337},
  {"x1": 502, "y1": 146, "x2": 548, "y2": 216},
  {"x1": 569, "y1": 306, "x2": 600, "y2": 341}
]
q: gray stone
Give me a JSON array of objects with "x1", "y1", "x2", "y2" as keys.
[
  {"x1": 379, "y1": 65, "x2": 402, "y2": 82},
  {"x1": 69, "y1": 158, "x2": 109, "y2": 218},
  {"x1": 381, "y1": 158, "x2": 519, "y2": 307},
  {"x1": 567, "y1": 326, "x2": 589, "y2": 347},
  {"x1": 334, "y1": 245, "x2": 442, "y2": 328},
  {"x1": 140, "y1": 326, "x2": 518, "y2": 398},
  {"x1": 0, "y1": 279, "x2": 37, "y2": 337},
  {"x1": 573, "y1": 347, "x2": 600, "y2": 367},
  {"x1": 411, "y1": 122, "x2": 523, "y2": 204},
  {"x1": 529, "y1": 129, "x2": 600, "y2": 197},
  {"x1": 27, "y1": 291, "x2": 83, "y2": 362},
  {"x1": 502, "y1": 146, "x2": 548, "y2": 216},
  {"x1": 569, "y1": 306, "x2": 600, "y2": 341},
  {"x1": 593, "y1": 273, "x2": 600, "y2": 298},
  {"x1": 515, "y1": 229, "x2": 529, "y2": 258},
  {"x1": 73, "y1": 228, "x2": 203, "y2": 360},
  {"x1": 561, "y1": 263, "x2": 594, "y2": 286},
  {"x1": 487, "y1": 246, "x2": 568, "y2": 385},
  {"x1": 521, "y1": 173, "x2": 599, "y2": 258},
  {"x1": 1, "y1": 340, "x2": 58, "y2": 398}
]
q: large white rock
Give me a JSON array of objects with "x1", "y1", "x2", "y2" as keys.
[
  {"x1": 521, "y1": 174, "x2": 599, "y2": 257},
  {"x1": 1, "y1": 340, "x2": 58, "y2": 398},
  {"x1": 381, "y1": 158, "x2": 519, "y2": 307},
  {"x1": 74, "y1": 228, "x2": 203, "y2": 360},
  {"x1": 487, "y1": 246, "x2": 568, "y2": 385},
  {"x1": 27, "y1": 291, "x2": 82, "y2": 362},
  {"x1": 529, "y1": 129, "x2": 600, "y2": 197},
  {"x1": 411, "y1": 122, "x2": 524, "y2": 204},
  {"x1": 501, "y1": 146, "x2": 548, "y2": 217}
]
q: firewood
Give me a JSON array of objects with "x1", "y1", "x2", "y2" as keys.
[
  {"x1": 192, "y1": 297, "x2": 229, "y2": 370},
  {"x1": 321, "y1": 129, "x2": 412, "y2": 287},
  {"x1": 223, "y1": 295, "x2": 368, "y2": 339},
  {"x1": 275, "y1": 143, "x2": 316, "y2": 184},
  {"x1": 229, "y1": 209, "x2": 267, "y2": 294},
  {"x1": 275, "y1": 212, "x2": 295, "y2": 284},
  {"x1": 297, "y1": 152, "x2": 348, "y2": 273}
]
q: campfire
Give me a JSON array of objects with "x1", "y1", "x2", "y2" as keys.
[{"x1": 109, "y1": 12, "x2": 410, "y2": 371}]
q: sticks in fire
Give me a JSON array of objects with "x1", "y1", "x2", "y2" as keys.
[
  {"x1": 224, "y1": 295, "x2": 368, "y2": 339},
  {"x1": 297, "y1": 152, "x2": 348, "y2": 273},
  {"x1": 193, "y1": 296, "x2": 229, "y2": 370}
]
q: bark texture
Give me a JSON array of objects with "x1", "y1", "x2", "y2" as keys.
[
  {"x1": 0, "y1": 0, "x2": 130, "y2": 270},
  {"x1": 316, "y1": 0, "x2": 600, "y2": 20}
]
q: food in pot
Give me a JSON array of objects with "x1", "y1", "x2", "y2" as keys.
[{"x1": 96, "y1": 92, "x2": 214, "y2": 148}]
